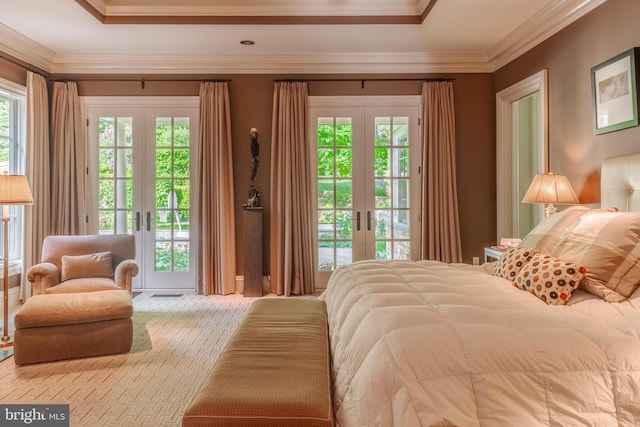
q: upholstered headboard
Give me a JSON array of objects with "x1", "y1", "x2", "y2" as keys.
[{"x1": 601, "y1": 153, "x2": 640, "y2": 212}]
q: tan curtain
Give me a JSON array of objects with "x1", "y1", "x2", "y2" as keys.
[
  {"x1": 269, "y1": 81, "x2": 314, "y2": 296},
  {"x1": 50, "y1": 81, "x2": 85, "y2": 235},
  {"x1": 421, "y1": 81, "x2": 462, "y2": 262},
  {"x1": 196, "y1": 82, "x2": 236, "y2": 295},
  {"x1": 21, "y1": 71, "x2": 51, "y2": 300}
]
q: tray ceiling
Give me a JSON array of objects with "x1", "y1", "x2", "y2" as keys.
[{"x1": 0, "y1": 0, "x2": 608, "y2": 74}]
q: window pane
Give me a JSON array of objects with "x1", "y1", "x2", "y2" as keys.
[
  {"x1": 335, "y1": 241, "x2": 352, "y2": 267},
  {"x1": 99, "y1": 117, "x2": 114, "y2": 147},
  {"x1": 99, "y1": 179, "x2": 114, "y2": 209},
  {"x1": 174, "y1": 118, "x2": 190, "y2": 146},
  {"x1": 393, "y1": 117, "x2": 409, "y2": 146},
  {"x1": 335, "y1": 180, "x2": 352, "y2": 208},
  {"x1": 156, "y1": 117, "x2": 172, "y2": 146},
  {"x1": 393, "y1": 211, "x2": 410, "y2": 239},
  {"x1": 393, "y1": 148, "x2": 409, "y2": 177},
  {"x1": 374, "y1": 147, "x2": 390, "y2": 176},
  {"x1": 155, "y1": 241, "x2": 171, "y2": 271},
  {"x1": 393, "y1": 179, "x2": 409, "y2": 208},
  {"x1": 318, "y1": 211, "x2": 335, "y2": 240},
  {"x1": 156, "y1": 149, "x2": 172, "y2": 177},
  {"x1": 99, "y1": 211, "x2": 114, "y2": 233},
  {"x1": 317, "y1": 118, "x2": 334, "y2": 147},
  {"x1": 121, "y1": 148, "x2": 133, "y2": 178},
  {"x1": 174, "y1": 149, "x2": 190, "y2": 177},
  {"x1": 375, "y1": 210, "x2": 391, "y2": 239},
  {"x1": 99, "y1": 149, "x2": 114, "y2": 178},
  {"x1": 376, "y1": 241, "x2": 392, "y2": 260},
  {"x1": 318, "y1": 179, "x2": 335, "y2": 209},
  {"x1": 115, "y1": 179, "x2": 129, "y2": 209},
  {"x1": 375, "y1": 179, "x2": 391, "y2": 208},
  {"x1": 335, "y1": 118, "x2": 352, "y2": 147},
  {"x1": 335, "y1": 149, "x2": 352, "y2": 177},
  {"x1": 335, "y1": 210, "x2": 352, "y2": 240},
  {"x1": 317, "y1": 149, "x2": 335, "y2": 177},
  {"x1": 375, "y1": 117, "x2": 391, "y2": 146},
  {"x1": 318, "y1": 242, "x2": 335, "y2": 271},
  {"x1": 116, "y1": 117, "x2": 133, "y2": 146},
  {"x1": 393, "y1": 241, "x2": 411, "y2": 259},
  {"x1": 174, "y1": 242, "x2": 190, "y2": 271}
]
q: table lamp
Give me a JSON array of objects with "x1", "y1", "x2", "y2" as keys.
[{"x1": 522, "y1": 172, "x2": 579, "y2": 217}]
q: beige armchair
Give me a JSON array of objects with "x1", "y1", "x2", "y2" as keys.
[{"x1": 27, "y1": 234, "x2": 139, "y2": 295}]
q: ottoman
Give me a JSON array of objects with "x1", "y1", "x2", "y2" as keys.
[{"x1": 13, "y1": 290, "x2": 133, "y2": 365}]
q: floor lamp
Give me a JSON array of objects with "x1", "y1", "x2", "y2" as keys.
[{"x1": 0, "y1": 174, "x2": 33, "y2": 362}]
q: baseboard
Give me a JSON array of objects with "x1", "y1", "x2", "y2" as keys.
[{"x1": 236, "y1": 276, "x2": 270, "y2": 295}]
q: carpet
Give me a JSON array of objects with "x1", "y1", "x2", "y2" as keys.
[{"x1": 0, "y1": 292, "x2": 259, "y2": 426}]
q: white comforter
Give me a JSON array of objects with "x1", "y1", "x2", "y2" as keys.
[{"x1": 320, "y1": 260, "x2": 640, "y2": 427}]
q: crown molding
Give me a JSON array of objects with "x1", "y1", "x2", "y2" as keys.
[
  {"x1": 0, "y1": 0, "x2": 607, "y2": 76},
  {"x1": 84, "y1": 0, "x2": 422, "y2": 17},
  {"x1": 0, "y1": 24, "x2": 55, "y2": 73},
  {"x1": 487, "y1": 0, "x2": 608, "y2": 71},
  {"x1": 50, "y1": 52, "x2": 492, "y2": 75}
]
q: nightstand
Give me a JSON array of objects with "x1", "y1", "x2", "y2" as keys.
[{"x1": 484, "y1": 246, "x2": 506, "y2": 263}]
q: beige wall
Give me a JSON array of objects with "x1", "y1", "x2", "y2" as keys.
[
  {"x1": 1, "y1": 65, "x2": 495, "y2": 277},
  {"x1": 495, "y1": 0, "x2": 640, "y2": 206}
]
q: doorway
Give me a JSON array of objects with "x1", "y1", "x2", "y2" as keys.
[
  {"x1": 308, "y1": 96, "x2": 421, "y2": 287},
  {"x1": 496, "y1": 70, "x2": 548, "y2": 241},
  {"x1": 83, "y1": 97, "x2": 199, "y2": 292}
]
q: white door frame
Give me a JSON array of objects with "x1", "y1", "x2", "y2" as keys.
[
  {"x1": 496, "y1": 70, "x2": 548, "y2": 241},
  {"x1": 308, "y1": 95, "x2": 421, "y2": 287},
  {"x1": 81, "y1": 96, "x2": 199, "y2": 292}
]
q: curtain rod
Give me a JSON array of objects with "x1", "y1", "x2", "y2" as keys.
[
  {"x1": 274, "y1": 77, "x2": 454, "y2": 88},
  {"x1": 52, "y1": 77, "x2": 231, "y2": 89},
  {"x1": 0, "y1": 55, "x2": 49, "y2": 78}
]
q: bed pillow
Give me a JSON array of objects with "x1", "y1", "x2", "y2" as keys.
[
  {"x1": 512, "y1": 253, "x2": 585, "y2": 305},
  {"x1": 61, "y1": 251, "x2": 114, "y2": 282},
  {"x1": 518, "y1": 206, "x2": 593, "y2": 254},
  {"x1": 492, "y1": 247, "x2": 540, "y2": 281},
  {"x1": 551, "y1": 210, "x2": 640, "y2": 302}
]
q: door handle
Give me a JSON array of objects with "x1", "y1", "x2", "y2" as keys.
[
  {"x1": 356, "y1": 211, "x2": 361, "y2": 231},
  {"x1": 367, "y1": 211, "x2": 372, "y2": 231},
  {"x1": 146, "y1": 211, "x2": 151, "y2": 231},
  {"x1": 135, "y1": 211, "x2": 141, "y2": 231}
]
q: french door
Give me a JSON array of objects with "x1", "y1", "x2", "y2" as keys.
[
  {"x1": 83, "y1": 97, "x2": 199, "y2": 291},
  {"x1": 309, "y1": 96, "x2": 421, "y2": 287}
]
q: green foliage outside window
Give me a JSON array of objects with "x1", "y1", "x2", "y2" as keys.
[{"x1": 0, "y1": 99, "x2": 11, "y2": 165}]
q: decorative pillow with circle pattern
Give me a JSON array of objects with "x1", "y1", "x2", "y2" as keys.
[
  {"x1": 512, "y1": 253, "x2": 586, "y2": 305},
  {"x1": 492, "y1": 247, "x2": 540, "y2": 281}
]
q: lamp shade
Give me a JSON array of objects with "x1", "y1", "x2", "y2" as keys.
[
  {"x1": 0, "y1": 174, "x2": 33, "y2": 205},
  {"x1": 522, "y1": 173, "x2": 579, "y2": 204}
]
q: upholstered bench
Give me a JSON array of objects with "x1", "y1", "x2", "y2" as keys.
[
  {"x1": 182, "y1": 298, "x2": 334, "y2": 427},
  {"x1": 13, "y1": 290, "x2": 133, "y2": 365}
]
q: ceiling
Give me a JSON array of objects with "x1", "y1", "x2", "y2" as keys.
[{"x1": 0, "y1": 0, "x2": 607, "y2": 75}]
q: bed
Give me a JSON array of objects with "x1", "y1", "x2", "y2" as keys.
[{"x1": 320, "y1": 153, "x2": 640, "y2": 427}]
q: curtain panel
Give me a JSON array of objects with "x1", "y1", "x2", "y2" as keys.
[
  {"x1": 22, "y1": 72, "x2": 51, "y2": 300},
  {"x1": 269, "y1": 81, "x2": 315, "y2": 296},
  {"x1": 50, "y1": 81, "x2": 85, "y2": 235},
  {"x1": 196, "y1": 82, "x2": 236, "y2": 295},
  {"x1": 420, "y1": 81, "x2": 462, "y2": 263}
]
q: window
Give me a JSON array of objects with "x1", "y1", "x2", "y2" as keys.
[{"x1": 0, "y1": 78, "x2": 27, "y2": 263}]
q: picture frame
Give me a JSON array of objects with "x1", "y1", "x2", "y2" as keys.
[{"x1": 591, "y1": 47, "x2": 640, "y2": 134}]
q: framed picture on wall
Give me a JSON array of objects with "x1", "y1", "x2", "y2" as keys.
[{"x1": 591, "y1": 47, "x2": 640, "y2": 134}]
